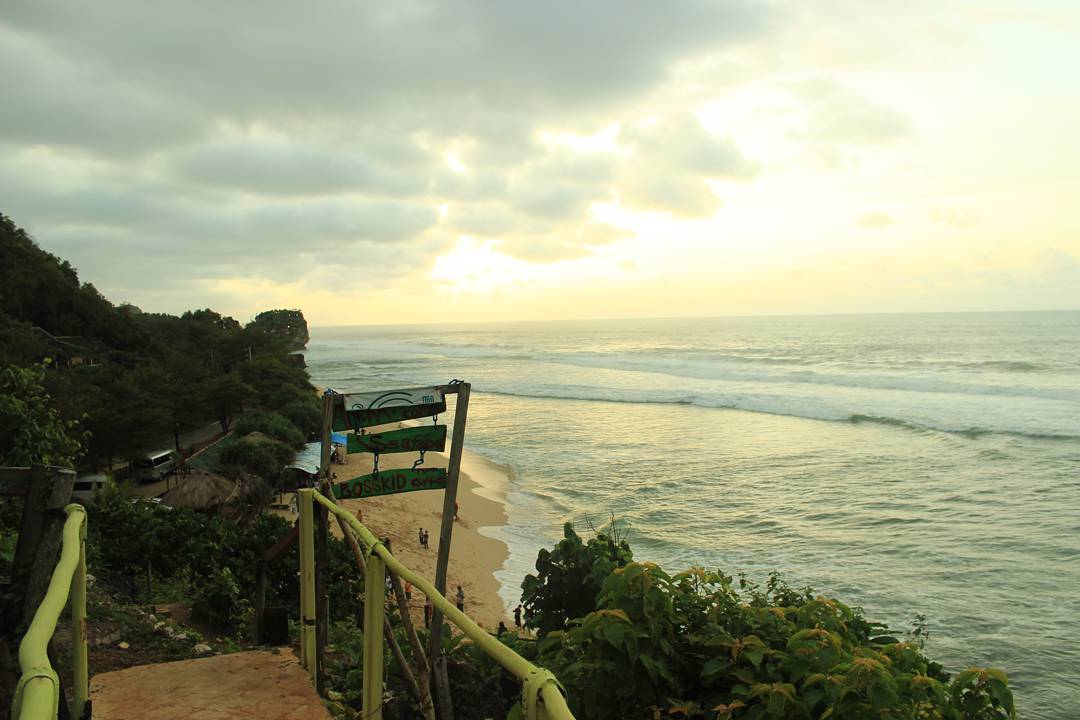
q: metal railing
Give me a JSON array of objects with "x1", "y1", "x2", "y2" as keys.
[
  {"x1": 297, "y1": 489, "x2": 574, "y2": 720},
  {"x1": 12, "y1": 504, "x2": 89, "y2": 720}
]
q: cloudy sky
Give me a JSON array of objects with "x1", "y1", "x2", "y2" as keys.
[{"x1": 2, "y1": 1, "x2": 1078, "y2": 325}]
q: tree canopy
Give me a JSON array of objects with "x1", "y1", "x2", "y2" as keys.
[{"x1": 0, "y1": 211, "x2": 312, "y2": 472}]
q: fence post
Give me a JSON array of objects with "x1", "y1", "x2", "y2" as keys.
[
  {"x1": 363, "y1": 549, "x2": 385, "y2": 720},
  {"x1": 298, "y1": 489, "x2": 317, "y2": 678},
  {"x1": 70, "y1": 507, "x2": 88, "y2": 718}
]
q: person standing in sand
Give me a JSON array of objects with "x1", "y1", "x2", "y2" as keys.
[
  {"x1": 514, "y1": 604, "x2": 522, "y2": 629},
  {"x1": 418, "y1": 526, "x2": 424, "y2": 546},
  {"x1": 455, "y1": 585, "x2": 465, "y2": 611}
]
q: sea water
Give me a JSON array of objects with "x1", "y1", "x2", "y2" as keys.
[{"x1": 305, "y1": 311, "x2": 1080, "y2": 719}]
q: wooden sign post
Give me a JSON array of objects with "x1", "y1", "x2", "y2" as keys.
[
  {"x1": 321, "y1": 382, "x2": 470, "y2": 720},
  {"x1": 429, "y1": 383, "x2": 470, "y2": 720}
]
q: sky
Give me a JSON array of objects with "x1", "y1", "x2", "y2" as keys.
[{"x1": 2, "y1": 0, "x2": 1078, "y2": 326}]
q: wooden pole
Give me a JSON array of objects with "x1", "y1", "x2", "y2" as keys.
[
  {"x1": 17, "y1": 466, "x2": 76, "y2": 628},
  {"x1": 362, "y1": 551, "x2": 385, "y2": 720},
  {"x1": 429, "y1": 382, "x2": 470, "y2": 720}
]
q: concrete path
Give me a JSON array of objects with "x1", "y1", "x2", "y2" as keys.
[{"x1": 90, "y1": 649, "x2": 330, "y2": 719}]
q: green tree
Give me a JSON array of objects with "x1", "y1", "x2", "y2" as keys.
[
  {"x1": 0, "y1": 363, "x2": 85, "y2": 466},
  {"x1": 203, "y1": 373, "x2": 256, "y2": 433}
]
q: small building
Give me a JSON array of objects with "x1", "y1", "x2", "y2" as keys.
[{"x1": 31, "y1": 327, "x2": 113, "y2": 367}]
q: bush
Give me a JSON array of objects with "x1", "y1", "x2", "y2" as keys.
[
  {"x1": 86, "y1": 492, "x2": 365, "y2": 637},
  {"x1": 532, "y1": 560, "x2": 1016, "y2": 720},
  {"x1": 219, "y1": 436, "x2": 296, "y2": 480},
  {"x1": 234, "y1": 411, "x2": 305, "y2": 449},
  {"x1": 520, "y1": 522, "x2": 632, "y2": 636},
  {"x1": 192, "y1": 567, "x2": 247, "y2": 629}
]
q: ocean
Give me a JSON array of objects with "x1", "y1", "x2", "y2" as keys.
[{"x1": 305, "y1": 311, "x2": 1080, "y2": 719}]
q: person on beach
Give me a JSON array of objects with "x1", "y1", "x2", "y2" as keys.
[
  {"x1": 424, "y1": 597, "x2": 433, "y2": 628},
  {"x1": 455, "y1": 585, "x2": 465, "y2": 611},
  {"x1": 514, "y1": 604, "x2": 522, "y2": 629},
  {"x1": 497, "y1": 621, "x2": 508, "y2": 636},
  {"x1": 422, "y1": 529, "x2": 430, "y2": 548},
  {"x1": 404, "y1": 581, "x2": 412, "y2": 602},
  {"x1": 418, "y1": 526, "x2": 424, "y2": 546}
]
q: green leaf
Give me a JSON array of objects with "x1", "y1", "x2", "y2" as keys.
[
  {"x1": 744, "y1": 646, "x2": 765, "y2": 668},
  {"x1": 603, "y1": 620, "x2": 628, "y2": 649}
]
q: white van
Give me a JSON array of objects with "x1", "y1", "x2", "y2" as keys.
[
  {"x1": 72, "y1": 474, "x2": 113, "y2": 503},
  {"x1": 132, "y1": 450, "x2": 177, "y2": 483}
]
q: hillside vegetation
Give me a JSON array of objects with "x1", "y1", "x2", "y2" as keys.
[{"x1": 0, "y1": 212, "x2": 316, "y2": 473}]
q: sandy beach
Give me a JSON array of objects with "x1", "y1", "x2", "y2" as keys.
[{"x1": 280, "y1": 420, "x2": 514, "y2": 631}]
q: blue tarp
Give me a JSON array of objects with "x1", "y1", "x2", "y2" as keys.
[
  {"x1": 287, "y1": 435, "x2": 348, "y2": 475},
  {"x1": 287, "y1": 442, "x2": 322, "y2": 476}
]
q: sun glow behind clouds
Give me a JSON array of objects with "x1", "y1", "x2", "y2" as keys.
[{"x1": 430, "y1": 237, "x2": 540, "y2": 293}]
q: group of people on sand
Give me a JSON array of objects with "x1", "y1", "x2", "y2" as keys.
[
  {"x1": 417, "y1": 526, "x2": 430, "y2": 548},
  {"x1": 419, "y1": 585, "x2": 466, "y2": 628}
]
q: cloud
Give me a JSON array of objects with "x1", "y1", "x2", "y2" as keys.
[
  {"x1": 617, "y1": 113, "x2": 756, "y2": 217},
  {"x1": 0, "y1": 26, "x2": 205, "y2": 155},
  {"x1": 0, "y1": 0, "x2": 777, "y2": 309},
  {"x1": 858, "y1": 211, "x2": 895, "y2": 229},
  {"x1": 171, "y1": 136, "x2": 429, "y2": 198},
  {"x1": 931, "y1": 206, "x2": 980, "y2": 228},
  {"x1": 790, "y1": 79, "x2": 913, "y2": 165}
]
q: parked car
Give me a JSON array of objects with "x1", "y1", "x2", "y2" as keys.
[
  {"x1": 72, "y1": 474, "x2": 113, "y2": 503},
  {"x1": 132, "y1": 450, "x2": 177, "y2": 483}
]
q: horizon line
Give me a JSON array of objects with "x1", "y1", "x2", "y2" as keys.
[{"x1": 309, "y1": 307, "x2": 1080, "y2": 331}]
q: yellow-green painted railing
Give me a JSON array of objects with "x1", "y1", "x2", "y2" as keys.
[
  {"x1": 297, "y1": 489, "x2": 575, "y2": 720},
  {"x1": 12, "y1": 504, "x2": 89, "y2": 720}
]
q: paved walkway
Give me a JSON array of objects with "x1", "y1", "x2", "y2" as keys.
[{"x1": 90, "y1": 649, "x2": 330, "y2": 719}]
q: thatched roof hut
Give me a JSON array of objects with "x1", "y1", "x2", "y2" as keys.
[
  {"x1": 161, "y1": 470, "x2": 235, "y2": 511},
  {"x1": 162, "y1": 469, "x2": 270, "y2": 524}
]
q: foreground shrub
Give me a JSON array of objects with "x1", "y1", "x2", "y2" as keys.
[
  {"x1": 192, "y1": 567, "x2": 247, "y2": 628},
  {"x1": 86, "y1": 492, "x2": 364, "y2": 634},
  {"x1": 520, "y1": 521, "x2": 632, "y2": 636},
  {"x1": 534, "y1": 555, "x2": 1016, "y2": 720}
]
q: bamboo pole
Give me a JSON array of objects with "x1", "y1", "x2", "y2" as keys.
[
  {"x1": 298, "y1": 489, "x2": 317, "y2": 677},
  {"x1": 11, "y1": 505, "x2": 86, "y2": 720},
  {"x1": 70, "y1": 510, "x2": 88, "y2": 718},
  {"x1": 316, "y1": 393, "x2": 334, "y2": 694}
]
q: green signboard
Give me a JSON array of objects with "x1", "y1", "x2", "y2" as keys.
[
  {"x1": 331, "y1": 468, "x2": 449, "y2": 500},
  {"x1": 332, "y1": 386, "x2": 448, "y2": 431},
  {"x1": 347, "y1": 425, "x2": 447, "y2": 455}
]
